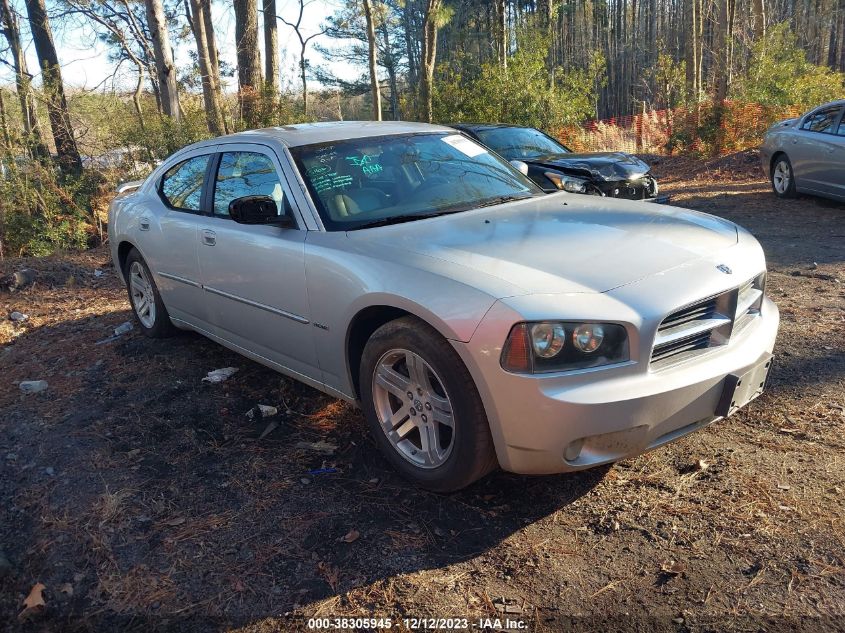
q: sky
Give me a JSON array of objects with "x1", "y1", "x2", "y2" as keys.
[{"x1": 0, "y1": 0, "x2": 358, "y2": 93}]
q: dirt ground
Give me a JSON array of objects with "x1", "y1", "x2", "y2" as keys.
[{"x1": 1, "y1": 151, "x2": 843, "y2": 632}]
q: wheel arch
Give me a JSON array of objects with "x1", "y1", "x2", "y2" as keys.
[
  {"x1": 345, "y1": 302, "x2": 464, "y2": 400},
  {"x1": 116, "y1": 240, "x2": 137, "y2": 283},
  {"x1": 770, "y1": 150, "x2": 788, "y2": 174}
]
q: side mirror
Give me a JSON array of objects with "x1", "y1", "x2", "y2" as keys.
[
  {"x1": 510, "y1": 160, "x2": 529, "y2": 176},
  {"x1": 228, "y1": 195, "x2": 293, "y2": 227}
]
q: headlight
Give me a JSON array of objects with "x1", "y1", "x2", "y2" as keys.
[
  {"x1": 530, "y1": 323, "x2": 566, "y2": 358},
  {"x1": 572, "y1": 323, "x2": 604, "y2": 352},
  {"x1": 544, "y1": 171, "x2": 588, "y2": 193},
  {"x1": 501, "y1": 321, "x2": 629, "y2": 373}
]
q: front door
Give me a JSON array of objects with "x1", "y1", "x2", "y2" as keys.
[
  {"x1": 195, "y1": 145, "x2": 319, "y2": 379},
  {"x1": 792, "y1": 104, "x2": 844, "y2": 196}
]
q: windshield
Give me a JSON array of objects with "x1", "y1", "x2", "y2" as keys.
[
  {"x1": 474, "y1": 127, "x2": 570, "y2": 160},
  {"x1": 290, "y1": 132, "x2": 539, "y2": 231}
]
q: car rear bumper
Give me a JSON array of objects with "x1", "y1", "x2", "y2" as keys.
[{"x1": 454, "y1": 298, "x2": 779, "y2": 475}]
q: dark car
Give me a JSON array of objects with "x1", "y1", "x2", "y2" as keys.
[{"x1": 451, "y1": 123, "x2": 666, "y2": 202}]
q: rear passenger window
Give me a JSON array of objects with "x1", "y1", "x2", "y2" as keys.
[
  {"x1": 160, "y1": 155, "x2": 210, "y2": 211},
  {"x1": 800, "y1": 106, "x2": 842, "y2": 134},
  {"x1": 213, "y1": 152, "x2": 288, "y2": 217}
]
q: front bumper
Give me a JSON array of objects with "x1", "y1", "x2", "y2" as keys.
[
  {"x1": 593, "y1": 175, "x2": 660, "y2": 201},
  {"x1": 454, "y1": 297, "x2": 779, "y2": 474}
]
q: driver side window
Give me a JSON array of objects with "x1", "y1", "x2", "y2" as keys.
[
  {"x1": 800, "y1": 106, "x2": 842, "y2": 134},
  {"x1": 213, "y1": 151, "x2": 290, "y2": 217}
]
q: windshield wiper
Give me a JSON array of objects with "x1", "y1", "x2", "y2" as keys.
[
  {"x1": 475, "y1": 194, "x2": 533, "y2": 208},
  {"x1": 351, "y1": 194, "x2": 533, "y2": 230},
  {"x1": 352, "y1": 209, "x2": 465, "y2": 230}
]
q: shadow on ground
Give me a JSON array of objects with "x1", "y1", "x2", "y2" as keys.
[{"x1": 1, "y1": 313, "x2": 609, "y2": 631}]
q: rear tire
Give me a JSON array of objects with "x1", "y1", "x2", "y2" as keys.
[
  {"x1": 771, "y1": 154, "x2": 796, "y2": 198},
  {"x1": 124, "y1": 248, "x2": 176, "y2": 338},
  {"x1": 360, "y1": 316, "x2": 497, "y2": 492}
]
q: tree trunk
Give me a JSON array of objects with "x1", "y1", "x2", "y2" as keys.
[
  {"x1": 132, "y1": 66, "x2": 146, "y2": 130},
  {"x1": 0, "y1": 88, "x2": 12, "y2": 152},
  {"x1": 144, "y1": 0, "x2": 180, "y2": 121},
  {"x1": 419, "y1": 0, "x2": 442, "y2": 123},
  {"x1": 380, "y1": 19, "x2": 400, "y2": 120},
  {"x1": 23, "y1": 0, "x2": 82, "y2": 175},
  {"x1": 187, "y1": 0, "x2": 225, "y2": 134},
  {"x1": 712, "y1": 0, "x2": 731, "y2": 156},
  {"x1": 200, "y1": 0, "x2": 228, "y2": 132},
  {"x1": 752, "y1": 0, "x2": 766, "y2": 38},
  {"x1": 234, "y1": 0, "x2": 263, "y2": 127},
  {"x1": 299, "y1": 49, "x2": 308, "y2": 116},
  {"x1": 263, "y1": 0, "x2": 279, "y2": 94},
  {"x1": 362, "y1": 0, "x2": 382, "y2": 121},
  {"x1": 402, "y1": 0, "x2": 418, "y2": 115},
  {"x1": 495, "y1": 0, "x2": 507, "y2": 67},
  {"x1": 0, "y1": 0, "x2": 49, "y2": 159}
]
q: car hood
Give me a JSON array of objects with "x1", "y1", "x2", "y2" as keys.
[
  {"x1": 346, "y1": 194, "x2": 738, "y2": 296},
  {"x1": 529, "y1": 152, "x2": 651, "y2": 181},
  {"x1": 768, "y1": 117, "x2": 798, "y2": 131}
]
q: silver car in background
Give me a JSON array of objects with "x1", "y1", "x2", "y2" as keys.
[
  {"x1": 109, "y1": 122, "x2": 779, "y2": 491},
  {"x1": 760, "y1": 99, "x2": 845, "y2": 201}
]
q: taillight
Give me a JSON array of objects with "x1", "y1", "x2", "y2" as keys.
[{"x1": 500, "y1": 323, "x2": 532, "y2": 373}]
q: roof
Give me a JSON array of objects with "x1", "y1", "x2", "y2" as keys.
[
  {"x1": 449, "y1": 123, "x2": 530, "y2": 132},
  {"x1": 201, "y1": 121, "x2": 455, "y2": 149}
]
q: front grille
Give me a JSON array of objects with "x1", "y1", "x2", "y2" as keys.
[
  {"x1": 650, "y1": 273, "x2": 766, "y2": 369},
  {"x1": 659, "y1": 297, "x2": 718, "y2": 330},
  {"x1": 651, "y1": 330, "x2": 713, "y2": 364},
  {"x1": 596, "y1": 176, "x2": 657, "y2": 200}
]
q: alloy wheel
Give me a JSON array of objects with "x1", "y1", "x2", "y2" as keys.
[
  {"x1": 371, "y1": 348, "x2": 455, "y2": 469},
  {"x1": 129, "y1": 260, "x2": 156, "y2": 328},
  {"x1": 773, "y1": 160, "x2": 790, "y2": 194}
]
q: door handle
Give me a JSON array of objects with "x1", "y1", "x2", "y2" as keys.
[
  {"x1": 139, "y1": 217, "x2": 150, "y2": 231},
  {"x1": 202, "y1": 229, "x2": 216, "y2": 246}
]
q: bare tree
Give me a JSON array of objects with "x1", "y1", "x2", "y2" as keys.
[
  {"x1": 494, "y1": 0, "x2": 506, "y2": 68},
  {"x1": 0, "y1": 0, "x2": 49, "y2": 158},
  {"x1": 362, "y1": 0, "x2": 382, "y2": 120},
  {"x1": 263, "y1": 0, "x2": 279, "y2": 94},
  {"x1": 185, "y1": 0, "x2": 225, "y2": 134},
  {"x1": 234, "y1": 0, "x2": 262, "y2": 127},
  {"x1": 23, "y1": 0, "x2": 82, "y2": 174},
  {"x1": 280, "y1": 0, "x2": 328, "y2": 116},
  {"x1": 685, "y1": 0, "x2": 702, "y2": 102},
  {"x1": 419, "y1": 0, "x2": 445, "y2": 123},
  {"x1": 752, "y1": 0, "x2": 766, "y2": 39},
  {"x1": 62, "y1": 0, "x2": 156, "y2": 128},
  {"x1": 144, "y1": 0, "x2": 180, "y2": 120}
]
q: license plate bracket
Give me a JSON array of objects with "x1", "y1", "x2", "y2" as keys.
[{"x1": 715, "y1": 354, "x2": 774, "y2": 418}]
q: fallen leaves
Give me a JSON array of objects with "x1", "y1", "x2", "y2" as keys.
[
  {"x1": 317, "y1": 562, "x2": 340, "y2": 592},
  {"x1": 295, "y1": 440, "x2": 337, "y2": 455},
  {"x1": 660, "y1": 560, "x2": 686, "y2": 576},
  {"x1": 340, "y1": 529, "x2": 360, "y2": 543},
  {"x1": 18, "y1": 582, "x2": 46, "y2": 620}
]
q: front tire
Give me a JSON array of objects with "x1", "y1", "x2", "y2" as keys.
[
  {"x1": 124, "y1": 248, "x2": 176, "y2": 338},
  {"x1": 771, "y1": 154, "x2": 796, "y2": 198},
  {"x1": 360, "y1": 316, "x2": 497, "y2": 492}
]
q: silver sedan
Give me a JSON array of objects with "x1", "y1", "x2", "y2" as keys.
[
  {"x1": 761, "y1": 99, "x2": 845, "y2": 202},
  {"x1": 109, "y1": 122, "x2": 778, "y2": 491}
]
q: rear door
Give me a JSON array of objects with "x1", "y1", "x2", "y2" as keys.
[
  {"x1": 195, "y1": 144, "x2": 319, "y2": 379},
  {"x1": 143, "y1": 149, "x2": 215, "y2": 323}
]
